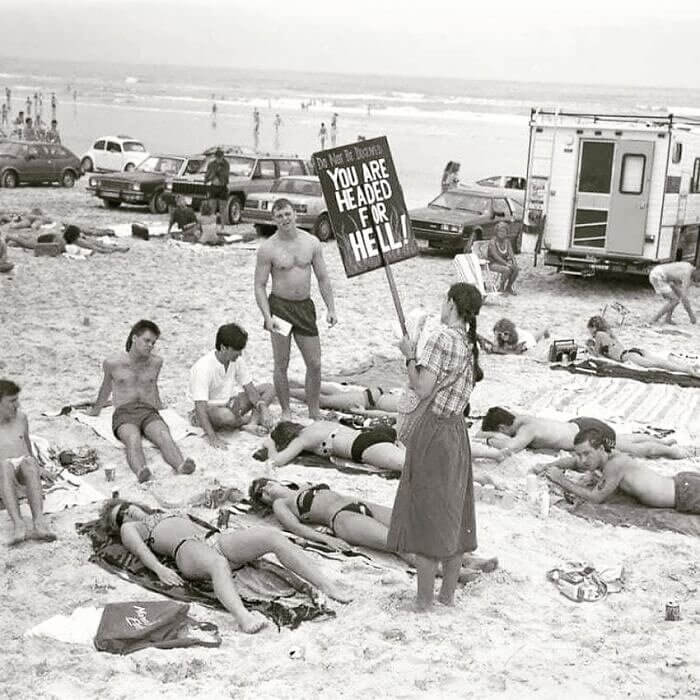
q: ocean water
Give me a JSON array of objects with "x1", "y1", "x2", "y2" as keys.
[{"x1": 2, "y1": 57, "x2": 700, "y2": 207}]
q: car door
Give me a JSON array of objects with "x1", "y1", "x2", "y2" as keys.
[
  {"x1": 104, "y1": 141, "x2": 123, "y2": 171},
  {"x1": 22, "y1": 144, "x2": 46, "y2": 182},
  {"x1": 249, "y1": 159, "x2": 277, "y2": 194}
]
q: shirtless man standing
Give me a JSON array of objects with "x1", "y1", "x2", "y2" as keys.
[
  {"x1": 88, "y1": 320, "x2": 196, "y2": 482},
  {"x1": 648, "y1": 261, "x2": 700, "y2": 325},
  {"x1": 544, "y1": 427, "x2": 700, "y2": 513},
  {"x1": 479, "y1": 406, "x2": 685, "y2": 460},
  {"x1": 254, "y1": 198, "x2": 337, "y2": 420},
  {"x1": 0, "y1": 379, "x2": 56, "y2": 545}
]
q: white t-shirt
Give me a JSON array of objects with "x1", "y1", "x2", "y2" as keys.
[
  {"x1": 516, "y1": 327, "x2": 537, "y2": 351},
  {"x1": 189, "y1": 350, "x2": 252, "y2": 405}
]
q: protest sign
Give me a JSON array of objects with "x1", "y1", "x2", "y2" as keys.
[{"x1": 312, "y1": 137, "x2": 418, "y2": 278}]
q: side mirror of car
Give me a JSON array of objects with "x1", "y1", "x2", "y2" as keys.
[{"x1": 492, "y1": 210, "x2": 504, "y2": 219}]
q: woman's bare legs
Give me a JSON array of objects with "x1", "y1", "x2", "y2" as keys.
[{"x1": 414, "y1": 555, "x2": 438, "y2": 611}]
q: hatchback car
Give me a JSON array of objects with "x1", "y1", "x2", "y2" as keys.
[
  {"x1": 243, "y1": 175, "x2": 332, "y2": 240},
  {"x1": 86, "y1": 153, "x2": 205, "y2": 213},
  {"x1": 410, "y1": 186, "x2": 524, "y2": 253},
  {"x1": 80, "y1": 135, "x2": 148, "y2": 174},
  {"x1": 0, "y1": 140, "x2": 81, "y2": 188}
]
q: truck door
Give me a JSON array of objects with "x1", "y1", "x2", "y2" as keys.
[
  {"x1": 572, "y1": 140, "x2": 615, "y2": 250},
  {"x1": 606, "y1": 141, "x2": 654, "y2": 256}
]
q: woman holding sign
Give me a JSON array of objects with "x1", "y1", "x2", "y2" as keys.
[{"x1": 388, "y1": 282, "x2": 483, "y2": 611}]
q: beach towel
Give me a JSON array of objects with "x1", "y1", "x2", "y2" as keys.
[
  {"x1": 530, "y1": 374, "x2": 700, "y2": 443},
  {"x1": 556, "y1": 494, "x2": 700, "y2": 537},
  {"x1": 77, "y1": 520, "x2": 334, "y2": 630},
  {"x1": 552, "y1": 357, "x2": 700, "y2": 389},
  {"x1": 75, "y1": 407, "x2": 202, "y2": 448}
]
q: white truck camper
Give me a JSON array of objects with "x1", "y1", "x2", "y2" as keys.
[{"x1": 524, "y1": 110, "x2": 700, "y2": 276}]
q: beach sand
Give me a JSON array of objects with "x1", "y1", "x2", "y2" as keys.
[{"x1": 1, "y1": 184, "x2": 699, "y2": 699}]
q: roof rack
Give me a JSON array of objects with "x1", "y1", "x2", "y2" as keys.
[
  {"x1": 529, "y1": 109, "x2": 700, "y2": 130},
  {"x1": 116, "y1": 134, "x2": 135, "y2": 139}
]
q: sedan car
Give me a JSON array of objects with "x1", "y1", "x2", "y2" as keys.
[
  {"x1": 242, "y1": 175, "x2": 332, "y2": 240},
  {"x1": 86, "y1": 153, "x2": 205, "y2": 213},
  {"x1": 475, "y1": 175, "x2": 526, "y2": 201},
  {"x1": 0, "y1": 140, "x2": 81, "y2": 188},
  {"x1": 80, "y1": 135, "x2": 148, "y2": 174},
  {"x1": 410, "y1": 186, "x2": 523, "y2": 253}
]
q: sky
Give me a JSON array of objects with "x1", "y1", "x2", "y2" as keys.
[{"x1": 3, "y1": 0, "x2": 700, "y2": 88}]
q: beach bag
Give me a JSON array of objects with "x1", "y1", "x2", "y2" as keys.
[{"x1": 94, "y1": 600, "x2": 221, "y2": 655}]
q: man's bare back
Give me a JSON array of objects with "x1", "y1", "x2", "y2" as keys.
[
  {"x1": 510, "y1": 415, "x2": 577, "y2": 450},
  {"x1": 106, "y1": 352, "x2": 163, "y2": 409},
  {"x1": 258, "y1": 229, "x2": 318, "y2": 300},
  {"x1": 0, "y1": 411, "x2": 29, "y2": 460},
  {"x1": 602, "y1": 455, "x2": 676, "y2": 508}
]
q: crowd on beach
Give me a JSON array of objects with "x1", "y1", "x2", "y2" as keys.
[
  {"x1": 1, "y1": 88, "x2": 61, "y2": 143},
  {"x1": 2, "y1": 186, "x2": 700, "y2": 634}
]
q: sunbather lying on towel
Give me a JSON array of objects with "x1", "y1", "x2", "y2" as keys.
[
  {"x1": 249, "y1": 478, "x2": 497, "y2": 579},
  {"x1": 99, "y1": 497, "x2": 352, "y2": 633},
  {"x1": 478, "y1": 318, "x2": 549, "y2": 355},
  {"x1": 543, "y1": 427, "x2": 700, "y2": 513},
  {"x1": 0, "y1": 232, "x2": 13, "y2": 273},
  {"x1": 587, "y1": 316, "x2": 700, "y2": 376},
  {"x1": 288, "y1": 378, "x2": 401, "y2": 414},
  {"x1": 261, "y1": 420, "x2": 505, "y2": 474},
  {"x1": 0, "y1": 379, "x2": 56, "y2": 545},
  {"x1": 6, "y1": 224, "x2": 129, "y2": 254},
  {"x1": 480, "y1": 406, "x2": 686, "y2": 460}
]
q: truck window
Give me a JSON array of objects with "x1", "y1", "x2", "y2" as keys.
[
  {"x1": 254, "y1": 160, "x2": 275, "y2": 179},
  {"x1": 619, "y1": 154, "x2": 646, "y2": 194},
  {"x1": 691, "y1": 159, "x2": 700, "y2": 194},
  {"x1": 578, "y1": 141, "x2": 614, "y2": 194}
]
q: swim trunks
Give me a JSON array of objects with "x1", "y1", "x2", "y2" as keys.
[
  {"x1": 330, "y1": 502, "x2": 374, "y2": 534},
  {"x1": 649, "y1": 267, "x2": 674, "y2": 297},
  {"x1": 268, "y1": 293, "x2": 318, "y2": 337},
  {"x1": 674, "y1": 471, "x2": 700, "y2": 514},
  {"x1": 364, "y1": 386, "x2": 384, "y2": 409},
  {"x1": 209, "y1": 185, "x2": 228, "y2": 201},
  {"x1": 112, "y1": 401, "x2": 163, "y2": 439},
  {"x1": 172, "y1": 532, "x2": 224, "y2": 562},
  {"x1": 568, "y1": 417, "x2": 616, "y2": 449},
  {"x1": 350, "y1": 425, "x2": 397, "y2": 463}
]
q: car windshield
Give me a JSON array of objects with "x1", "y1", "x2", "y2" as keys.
[
  {"x1": 123, "y1": 141, "x2": 146, "y2": 152},
  {"x1": 429, "y1": 192, "x2": 490, "y2": 214},
  {"x1": 273, "y1": 178, "x2": 321, "y2": 196},
  {"x1": 137, "y1": 156, "x2": 184, "y2": 175},
  {"x1": 225, "y1": 156, "x2": 255, "y2": 177}
]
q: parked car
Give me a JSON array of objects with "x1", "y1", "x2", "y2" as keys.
[
  {"x1": 80, "y1": 135, "x2": 148, "y2": 174},
  {"x1": 243, "y1": 175, "x2": 332, "y2": 240},
  {"x1": 475, "y1": 175, "x2": 526, "y2": 201},
  {"x1": 410, "y1": 186, "x2": 524, "y2": 253},
  {"x1": 166, "y1": 149, "x2": 309, "y2": 225},
  {"x1": 0, "y1": 140, "x2": 81, "y2": 188},
  {"x1": 86, "y1": 153, "x2": 205, "y2": 212}
]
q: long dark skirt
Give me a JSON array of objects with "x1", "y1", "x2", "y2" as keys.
[{"x1": 387, "y1": 409, "x2": 476, "y2": 558}]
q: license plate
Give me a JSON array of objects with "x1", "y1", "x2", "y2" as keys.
[{"x1": 416, "y1": 238, "x2": 430, "y2": 248}]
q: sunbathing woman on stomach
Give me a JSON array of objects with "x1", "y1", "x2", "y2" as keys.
[
  {"x1": 99, "y1": 498, "x2": 351, "y2": 634},
  {"x1": 587, "y1": 316, "x2": 700, "y2": 376},
  {"x1": 249, "y1": 478, "x2": 497, "y2": 578}
]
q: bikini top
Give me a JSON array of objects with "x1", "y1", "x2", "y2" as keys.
[
  {"x1": 295, "y1": 484, "x2": 330, "y2": 522},
  {"x1": 142, "y1": 512, "x2": 184, "y2": 547}
]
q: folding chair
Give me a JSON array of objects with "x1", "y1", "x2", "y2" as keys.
[{"x1": 453, "y1": 248, "x2": 501, "y2": 301}]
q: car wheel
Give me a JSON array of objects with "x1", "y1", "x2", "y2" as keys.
[
  {"x1": 61, "y1": 170, "x2": 76, "y2": 188},
  {"x1": 124, "y1": 163, "x2": 136, "y2": 172},
  {"x1": 149, "y1": 190, "x2": 168, "y2": 215},
  {"x1": 103, "y1": 199, "x2": 121, "y2": 209},
  {"x1": 81, "y1": 157, "x2": 94, "y2": 174},
  {"x1": 313, "y1": 213, "x2": 333, "y2": 241},
  {"x1": 1, "y1": 170, "x2": 18, "y2": 188},
  {"x1": 226, "y1": 195, "x2": 244, "y2": 225}
]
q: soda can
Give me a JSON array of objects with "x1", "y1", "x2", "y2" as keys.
[
  {"x1": 665, "y1": 601, "x2": 681, "y2": 621},
  {"x1": 104, "y1": 467, "x2": 116, "y2": 482},
  {"x1": 217, "y1": 509, "x2": 230, "y2": 530}
]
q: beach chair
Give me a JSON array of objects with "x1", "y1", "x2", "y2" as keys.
[{"x1": 453, "y1": 249, "x2": 501, "y2": 300}]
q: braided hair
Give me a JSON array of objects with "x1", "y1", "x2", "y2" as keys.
[{"x1": 448, "y1": 282, "x2": 483, "y2": 383}]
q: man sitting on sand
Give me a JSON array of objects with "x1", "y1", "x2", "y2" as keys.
[
  {"x1": 648, "y1": 261, "x2": 700, "y2": 325},
  {"x1": 189, "y1": 323, "x2": 275, "y2": 449},
  {"x1": 0, "y1": 379, "x2": 56, "y2": 545},
  {"x1": 544, "y1": 427, "x2": 700, "y2": 513},
  {"x1": 167, "y1": 196, "x2": 199, "y2": 238},
  {"x1": 480, "y1": 406, "x2": 686, "y2": 460},
  {"x1": 6, "y1": 224, "x2": 129, "y2": 254},
  {"x1": 88, "y1": 320, "x2": 196, "y2": 482}
]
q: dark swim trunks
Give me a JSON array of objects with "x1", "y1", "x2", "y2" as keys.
[
  {"x1": 568, "y1": 417, "x2": 616, "y2": 449},
  {"x1": 268, "y1": 293, "x2": 318, "y2": 337},
  {"x1": 112, "y1": 401, "x2": 163, "y2": 439},
  {"x1": 350, "y1": 425, "x2": 397, "y2": 463},
  {"x1": 674, "y1": 471, "x2": 700, "y2": 514},
  {"x1": 209, "y1": 185, "x2": 228, "y2": 201},
  {"x1": 330, "y1": 502, "x2": 374, "y2": 534}
]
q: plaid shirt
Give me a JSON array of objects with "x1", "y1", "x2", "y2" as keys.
[{"x1": 420, "y1": 324, "x2": 474, "y2": 416}]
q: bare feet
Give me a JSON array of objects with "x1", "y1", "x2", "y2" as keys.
[
  {"x1": 437, "y1": 592, "x2": 455, "y2": 607},
  {"x1": 176, "y1": 458, "x2": 196, "y2": 475},
  {"x1": 463, "y1": 555, "x2": 498, "y2": 573},
  {"x1": 412, "y1": 597, "x2": 434, "y2": 613},
  {"x1": 239, "y1": 612, "x2": 268, "y2": 634},
  {"x1": 28, "y1": 527, "x2": 57, "y2": 543},
  {"x1": 8, "y1": 522, "x2": 27, "y2": 546},
  {"x1": 457, "y1": 568, "x2": 481, "y2": 584},
  {"x1": 137, "y1": 466, "x2": 153, "y2": 483},
  {"x1": 325, "y1": 582, "x2": 354, "y2": 604},
  {"x1": 308, "y1": 411, "x2": 322, "y2": 421}
]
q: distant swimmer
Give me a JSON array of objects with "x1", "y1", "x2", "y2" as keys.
[
  {"x1": 25, "y1": 95, "x2": 31, "y2": 117},
  {"x1": 273, "y1": 113, "x2": 282, "y2": 150},
  {"x1": 1, "y1": 103, "x2": 7, "y2": 130},
  {"x1": 318, "y1": 122, "x2": 327, "y2": 149},
  {"x1": 51, "y1": 92, "x2": 57, "y2": 120},
  {"x1": 211, "y1": 97, "x2": 217, "y2": 128},
  {"x1": 330, "y1": 113, "x2": 338, "y2": 147},
  {"x1": 253, "y1": 108, "x2": 260, "y2": 150}
]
